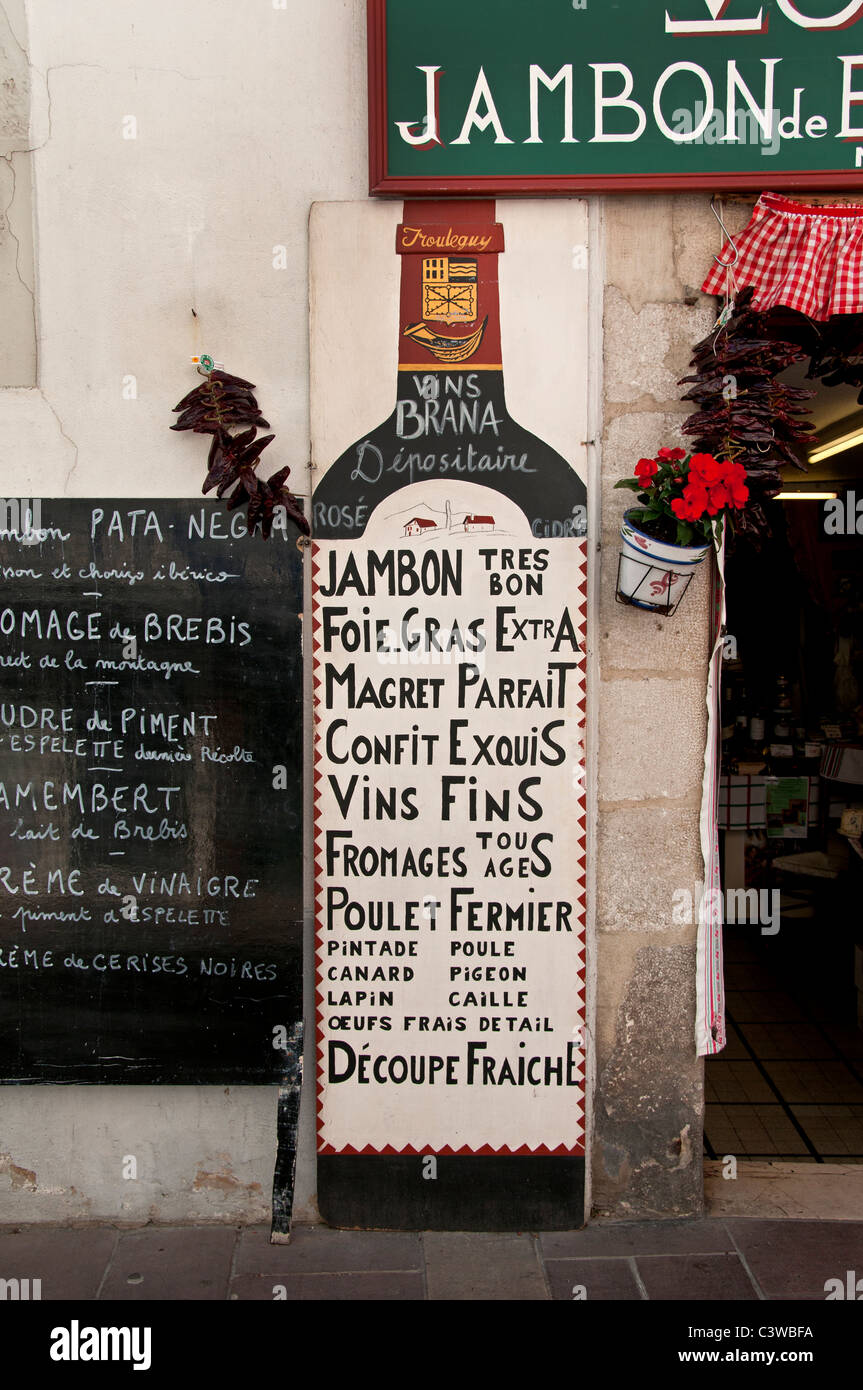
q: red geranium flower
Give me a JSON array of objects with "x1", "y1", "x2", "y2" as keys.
[
  {"x1": 684, "y1": 479, "x2": 708, "y2": 509},
  {"x1": 722, "y1": 461, "x2": 749, "y2": 507},
  {"x1": 634, "y1": 458, "x2": 659, "y2": 483},
  {"x1": 706, "y1": 483, "x2": 730, "y2": 515},
  {"x1": 689, "y1": 453, "x2": 724, "y2": 486},
  {"x1": 657, "y1": 447, "x2": 686, "y2": 462}
]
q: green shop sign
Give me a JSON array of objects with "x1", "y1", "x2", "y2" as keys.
[{"x1": 368, "y1": 0, "x2": 863, "y2": 192}]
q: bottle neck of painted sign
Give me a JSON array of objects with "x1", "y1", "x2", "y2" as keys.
[
  {"x1": 396, "y1": 199, "x2": 505, "y2": 376},
  {"x1": 390, "y1": 200, "x2": 519, "y2": 482}
]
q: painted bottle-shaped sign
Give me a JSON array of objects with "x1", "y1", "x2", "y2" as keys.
[{"x1": 312, "y1": 200, "x2": 588, "y2": 1229}]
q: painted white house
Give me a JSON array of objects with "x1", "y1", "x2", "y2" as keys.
[
  {"x1": 403, "y1": 517, "x2": 437, "y2": 537},
  {"x1": 464, "y1": 514, "x2": 495, "y2": 533}
]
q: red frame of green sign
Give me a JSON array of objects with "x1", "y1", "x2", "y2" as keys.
[{"x1": 368, "y1": 0, "x2": 863, "y2": 196}]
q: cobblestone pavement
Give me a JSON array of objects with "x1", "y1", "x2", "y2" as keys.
[{"x1": 1, "y1": 1217, "x2": 861, "y2": 1300}]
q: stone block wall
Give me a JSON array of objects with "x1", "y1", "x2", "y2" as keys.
[{"x1": 591, "y1": 194, "x2": 749, "y2": 1218}]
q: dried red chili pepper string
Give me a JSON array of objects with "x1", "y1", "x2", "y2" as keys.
[
  {"x1": 679, "y1": 286, "x2": 817, "y2": 539},
  {"x1": 170, "y1": 361, "x2": 310, "y2": 540}
]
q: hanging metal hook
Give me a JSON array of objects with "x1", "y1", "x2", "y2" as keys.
[
  {"x1": 191, "y1": 353, "x2": 224, "y2": 378},
  {"x1": 711, "y1": 300, "x2": 734, "y2": 353},
  {"x1": 710, "y1": 196, "x2": 739, "y2": 269}
]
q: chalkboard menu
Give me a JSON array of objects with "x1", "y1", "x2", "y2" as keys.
[{"x1": 0, "y1": 500, "x2": 303, "y2": 1083}]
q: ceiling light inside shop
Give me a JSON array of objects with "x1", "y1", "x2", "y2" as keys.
[
  {"x1": 774, "y1": 491, "x2": 838, "y2": 501},
  {"x1": 809, "y1": 427, "x2": 863, "y2": 464}
]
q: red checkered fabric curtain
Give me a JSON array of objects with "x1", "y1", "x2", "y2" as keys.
[{"x1": 702, "y1": 192, "x2": 863, "y2": 320}]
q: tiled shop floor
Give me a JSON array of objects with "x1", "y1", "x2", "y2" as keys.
[
  {"x1": 704, "y1": 932, "x2": 863, "y2": 1162},
  {"x1": 1, "y1": 1219, "x2": 861, "y2": 1300}
]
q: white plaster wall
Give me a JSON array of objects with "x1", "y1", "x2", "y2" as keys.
[
  {"x1": 0, "y1": 0, "x2": 36, "y2": 384},
  {"x1": 0, "y1": 0, "x2": 369, "y2": 1225}
]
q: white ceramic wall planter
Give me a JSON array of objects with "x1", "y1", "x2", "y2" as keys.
[{"x1": 616, "y1": 508, "x2": 711, "y2": 614}]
